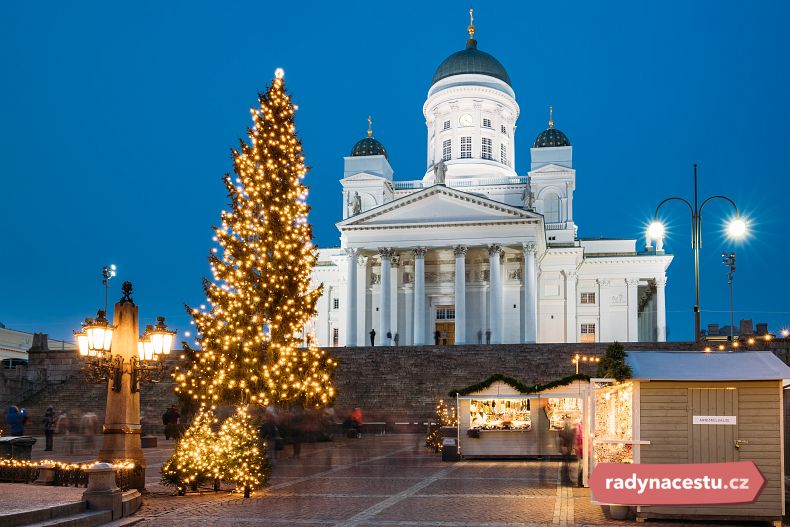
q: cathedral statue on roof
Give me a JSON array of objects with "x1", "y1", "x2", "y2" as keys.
[{"x1": 308, "y1": 13, "x2": 672, "y2": 348}]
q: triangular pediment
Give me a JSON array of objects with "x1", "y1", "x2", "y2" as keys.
[
  {"x1": 529, "y1": 163, "x2": 575, "y2": 175},
  {"x1": 341, "y1": 172, "x2": 388, "y2": 182},
  {"x1": 338, "y1": 185, "x2": 542, "y2": 228}
]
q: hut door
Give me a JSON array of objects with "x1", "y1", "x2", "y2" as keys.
[{"x1": 688, "y1": 388, "x2": 739, "y2": 463}]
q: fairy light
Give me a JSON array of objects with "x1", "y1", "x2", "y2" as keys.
[{"x1": 172, "y1": 68, "x2": 337, "y2": 409}]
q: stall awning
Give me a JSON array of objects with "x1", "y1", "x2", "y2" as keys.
[{"x1": 625, "y1": 351, "x2": 790, "y2": 381}]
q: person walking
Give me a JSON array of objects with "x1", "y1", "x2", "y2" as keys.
[
  {"x1": 6, "y1": 406, "x2": 27, "y2": 436},
  {"x1": 258, "y1": 411, "x2": 281, "y2": 466},
  {"x1": 369, "y1": 329, "x2": 376, "y2": 346},
  {"x1": 80, "y1": 411, "x2": 99, "y2": 452},
  {"x1": 558, "y1": 417, "x2": 577, "y2": 486},
  {"x1": 433, "y1": 330, "x2": 440, "y2": 345},
  {"x1": 42, "y1": 407, "x2": 57, "y2": 451},
  {"x1": 393, "y1": 332, "x2": 399, "y2": 346},
  {"x1": 162, "y1": 405, "x2": 181, "y2": 440}
]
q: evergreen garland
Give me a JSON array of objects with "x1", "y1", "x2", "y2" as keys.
[{"x1": 448, "y1": 372, "x2": 590, "y2": 397}]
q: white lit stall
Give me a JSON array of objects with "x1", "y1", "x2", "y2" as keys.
[{"x1": 455, "y1": 374, "x2": 588, "y2": 458}]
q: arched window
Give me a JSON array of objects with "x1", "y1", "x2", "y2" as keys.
[{"x1": 543, "y1": 192, "x2": 561, "y2": 223}]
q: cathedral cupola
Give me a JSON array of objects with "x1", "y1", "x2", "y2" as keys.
[
  {"x1": 431, "y1": 10, "x2": 511, "y2": 87},
  {"x1": 532, "y1": 106, "x2": 571, "y2": 148},
  {"x1": 351, "y1": 116, "x2": 388, "y2": 159}
]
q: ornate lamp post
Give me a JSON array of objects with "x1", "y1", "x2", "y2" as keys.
[
  {"x1": 73, "y1": 281, "x2": 175, "y2": 489},
  {"x1": 647, "y1": 164, "x2": 747, "y2": 342}
]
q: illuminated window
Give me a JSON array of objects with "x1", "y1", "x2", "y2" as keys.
[
  {"x1": 332, "y1": 328, "x2": 339, "y2": 347},
  {"x1": 333, "y1": 298, "x2": 340, "y2": 309},
  {"x1": 580, "y1": 292, "x2": 596, "y2": 304},
  {"x1": 481, "y1": 137, "x2": 493, "y2": 160},
  {"x1": 443, "y1": 120, "x2": 450, "y2": 131},
  {"x1": 580, "y1": 323, "x2": 596, "y2": 343},
  {"x1": 500, "y1": 143, "x2": 508, "y2": 165},
  {"x1": 482, "y1": 118, "x2": 492, "y2": 128},
  {"x1": 460, "y1": 137, "x2": 472, "y2": 159},
  {"x1": 436, "y1": 305, "x2": 455, "y2": 320},
  {"x1": 442, "y1": 139, "x2": 451, "y2": 161}
]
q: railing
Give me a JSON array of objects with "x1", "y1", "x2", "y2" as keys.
[
  {"x1": 545, "y1": 222, "x2": 568, "y2": 230},
  {"x1": 0, "y1": 458, "x2": 139, "y2": 490},
  {"x1": 392, "y1": 175, "x2": 530, "y2": 191}
]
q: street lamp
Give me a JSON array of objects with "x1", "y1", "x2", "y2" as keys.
[
  {"x1": 73, "y1": 280, "x2": 176, "y2": 489},
  {"x1": 572, "y1": 354, "x2": 600, "y2": 375},
  {"x1": 102, "y1": 264, "x2": 117, "y2": 314},
  {"x1": 722, "y1": 252, "x2": 736, "y2": 341},
  {"x1": 649, "y1": 164, "x2": 747, "y2": 341}
]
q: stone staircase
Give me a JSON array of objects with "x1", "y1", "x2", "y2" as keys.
[
  {"x1": 2, "y1": 501, "x2": 112, "y2": 527},
  {"x1": 19, "y1": 370, "x2": 180, "y2": 436}
]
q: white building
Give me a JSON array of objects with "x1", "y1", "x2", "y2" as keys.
[{"x1": 309, "y1": 22, "x2": 672, "y2": 347}]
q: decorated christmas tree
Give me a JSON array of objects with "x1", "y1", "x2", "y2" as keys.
[
  {"x1": 426, "y1": 399, "x2": 458, "y2": 452},
  {"x1": 173, "y1": 68, "x2": 336, "y2": 409},
  {"x1": 161, "y1": 408, "x2": 220, "y2": 494},
  {"x1": 216, "y1": 405, "x2": 271, "y2": 497}
]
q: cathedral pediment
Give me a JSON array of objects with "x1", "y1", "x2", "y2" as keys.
[{"x1": 338, "y1": 185, "x2": 542, "y2": 228}]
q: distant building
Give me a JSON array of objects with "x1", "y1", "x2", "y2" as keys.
[
  {"x1": 700, "y1": 318, "x2": 774, "y2": 342},
  {"x1": 0, "y1": 324, "x2": 75, "y2": 363}
]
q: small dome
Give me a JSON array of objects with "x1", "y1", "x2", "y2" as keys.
[
  {"x1": 532, "y1": 127, "x2": 571, "y2": 148},
  {"x1": 432, "y1": 38, "x2": 511, "y2": 87},
  {"x1": 351, "y1": 136, "x2": 388, "y2": 159}
]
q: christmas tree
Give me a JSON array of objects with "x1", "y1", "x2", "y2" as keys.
[
  {"x1": 596, "y1": 341, "x2": 632, "y2": 382},
  {"x1": 161, "y1": 408, "x2": 220, "y2": 494},
  {"x1": 216, "y1": 405, "x2": 271, "y2": 497},
  {"x1": 173, "y1": 68, "x2": 336, "y2": 408},
  {"x1": 426, "y1": 399, "x2": 458, "y2": 452}
]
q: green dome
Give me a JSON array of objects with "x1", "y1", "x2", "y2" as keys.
[
  {"x1": 432, "y1": 39, "x2": 511, "y2": 87},
  {"x1": 532, "y1": 127, "x2": 571, "y2": 148},
  {"x1": 351, "y1": 136, "x2": 388, "y2": 159}
]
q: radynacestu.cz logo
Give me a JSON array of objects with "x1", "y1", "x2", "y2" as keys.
[{"x1": 589, "y1": 462, "x2": 765, "y2": 505}]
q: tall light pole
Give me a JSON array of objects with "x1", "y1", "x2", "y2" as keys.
[
  {"x1": 647, "y1": 164, "x2": 747, "y2": 342},
  {"x1": 722, "y1": 252, "x2": 736, "y2": 341}
]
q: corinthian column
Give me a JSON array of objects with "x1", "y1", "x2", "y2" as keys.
[
  {"x1": 378, "y1": 248, "x2": 392, "y2": 343},
  {"x1": 626, "y1": 278, "x2": 639, "y2": 342},
  {"x1": 413, "y1": 247, "x2": 426, "y2": 345},
  {"x1": 488, "y1": 244, "x2": 503, "y2": 344},
  {"x1": 344, "y1": 248, "x2": 358, "y2": 347},
  {"x1": 522, "y1": 242, "x2": 538, "y2": 343},
  {"x1": 454, "y1": 245, "x2": 467, "y2": 344},
  {"x1": 565, "y1": 270, "x2": 577, "y2": 343},
  {"x1": 655, "y1": 276, "x2": 667, "y2": 342}
]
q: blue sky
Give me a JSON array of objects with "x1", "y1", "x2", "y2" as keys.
[{"x1": 1, "y1": 1, "x2": 788, "y2": 342}]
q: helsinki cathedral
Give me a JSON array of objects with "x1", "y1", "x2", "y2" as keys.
[{"x1": 308, "y1": 15, "x2": 672, "y2": 348}]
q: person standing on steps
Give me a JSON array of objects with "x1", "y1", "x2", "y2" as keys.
[
  {"x1": 369, "y1": 328, "x2": 376, "y2": 346},
  {"x1": 42, "y1": 407, "x2": 56, "y2": 451},
  {"x1": 433, "y1": 330, "x2": 441, "y2": 346},
  {"x1": 477, "y1": 329, "x2": 483, "y2": 344},
  {"x1": 386, "y1": 331, "x2": 392, "y2": 345},
  {"x1": 485, "y1": 329, "x2": 492, "y2": 344}
]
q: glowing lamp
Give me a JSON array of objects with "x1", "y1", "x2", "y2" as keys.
[
  {"x1": 727, "y1": 218, "x2": 747, "y2": 239},
  {"x1": 74, "y1": 330, "x2": 89, "y2": 356},
  {"x1": 83, "y1": 311, "x2": 114, "y2": 354},
  {"x1": 647, "y1": 221, "x2": 665, "y2": 240}
]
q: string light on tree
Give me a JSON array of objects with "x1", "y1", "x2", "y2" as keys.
[{"x1": 173, "y1": 68, "x2": 337, "y2": 409}]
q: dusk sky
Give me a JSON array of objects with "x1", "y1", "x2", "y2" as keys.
[{"x1": 1, "y1": 1, "x2": 788, "y2": 343}]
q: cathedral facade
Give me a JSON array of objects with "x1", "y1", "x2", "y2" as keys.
[{"x1": 309, "y1": 23, "x2": 672, "y2": 347}]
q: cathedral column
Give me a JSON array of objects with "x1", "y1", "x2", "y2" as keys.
[
  {"x1": 378, "y1": 248, "x2": 392, "y2": 344},
  {"x1": 655, "y1": 276, "x2": 667, "y2": 342},
  {"x1": 565, "y1": 270, "x2": 577, "y2": 343},
  {"x1": 356, "y1": 255, "x2": 368, "y2": 345},
  {"x1": 390, "y1": 254, "x2": 401, "y2": 343},
  {"x1": 488, "y1": 245, "x2": 503, "y2": 344},
  {"x1": 344, "y1": 248, "x2": 357, "y2": 347},
  {"x1": 413, "y1": 247, "x2": 426, "y2": 345},
  {"x1": 454, "y1": 245, "x2": 467, "y2": 344},
  {"x1": 522, "y1": 242, "x2": 538, "y2": 343},
  {"x1": 626, "y1": 278, "x2": 640, "y2": 342}
]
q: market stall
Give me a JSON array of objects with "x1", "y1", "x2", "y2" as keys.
[
  {"x1": 454, "y1": 374, "x2": 588, "y2": 458},
  {"x1": 590, "y1": 351, "x2": 790, "y2": 525}
]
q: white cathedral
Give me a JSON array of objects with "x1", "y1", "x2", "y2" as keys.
[{"x1": 308, "y1": 20, "x2": 672, "y2": 348}]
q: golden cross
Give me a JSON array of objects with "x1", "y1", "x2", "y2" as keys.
[
  {"x1": 549, "y1": 106, "x2": 554, "y2": 128},
  {"x1": 468, "y1": 8, "x2": 475, "y2": 39},
  {"x1": 367, "y1": 115, "x2": 373, "y2": 137}
]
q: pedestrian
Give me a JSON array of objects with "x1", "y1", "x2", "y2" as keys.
[
  {"x1": 343, "y1": 407, "x2": 363, "y2": 438},
  {"x1": 42, "y1": 407, "x2": 56, "y2": 451},
  {"x1": 286, "y1": 409, "x2": 304, "y2": 459},
  {"x1": 575, "y1": 421, "x2": 584, "y2": 487},
  {"x1": 386, "y1": 331, "x2": 392, "y2": 345},
  {"x1": 558, "y1": 417, "x2": 577, "y2": 486},
  {"x1": 485, "y1": 329, "x2": 492, "y2": 344},
  {"x1": 5, "y1": 405, "x2": 27, "y2": 436},
  {"x1": 56, "y1": 411, "x2": 77, "y2": 455},
  {"x1": 258, "y1": 410, "x2": 281, "y2": 466},
  {"x1": 369, "y1": 329, "x2": 376, "y2": 346},
  {"x1": 393, "y1": 332, "x2": 400, "y2": 346},
  {"x1": 433, "y1": 330, "x2": 440, "y2": 345},
  {"x1": 80, "y1": 412, "x2": 98, "y2": 451},
  {"x1": 477, "y1": 329, "x2": 483, "y2": 344},
  {"x1": 162, "y1": 405, "x2": 181, "y2": 440}
]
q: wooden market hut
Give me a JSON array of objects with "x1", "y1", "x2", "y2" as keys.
[{"x1": 619, "y1": 351, "x2": 790, "y2": 524}]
